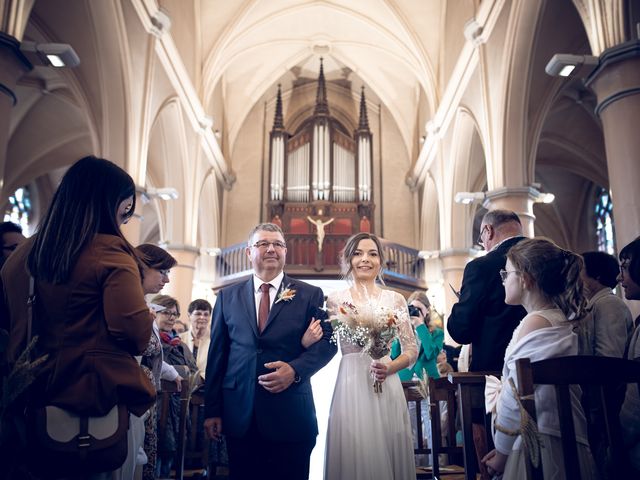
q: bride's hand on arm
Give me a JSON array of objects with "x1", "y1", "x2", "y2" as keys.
[{"x1": 301, "y1": 318, "x2": 323, "y2": 348}]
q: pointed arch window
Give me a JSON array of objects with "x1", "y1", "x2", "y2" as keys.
[
  {"x1": 594, "y1": 187, "x2": 614, "y2": 254},
  {"x1": 4, "y1": 186, "x2": 32, "y2": 233}
]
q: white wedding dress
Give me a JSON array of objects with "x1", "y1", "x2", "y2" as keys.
[{"x1": 324, "y1": 289, "x2": 418, "y2": 480}]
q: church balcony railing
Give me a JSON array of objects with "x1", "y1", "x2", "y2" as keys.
[{"x1": 213, "y1": 234, "x2": 426, "y2": 292}]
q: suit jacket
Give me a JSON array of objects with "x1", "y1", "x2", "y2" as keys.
[
  {"x1": 204, "y1": 274, "x2": 337, "y2": 442},
  {"x1": 447, "y1": 236, "x2": 527, "y2": 372},
  {"x1": 0, "y1": 235, "x2": 155, "y2": 416}
]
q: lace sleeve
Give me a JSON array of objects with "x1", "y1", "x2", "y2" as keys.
[{"x1": 389, "y1": 291, "x2": 418, "y2": 365}]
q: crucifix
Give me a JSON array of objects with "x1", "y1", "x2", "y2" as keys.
[{"x1": 306, "y1": 216, "x2": 334, "y2": 252}]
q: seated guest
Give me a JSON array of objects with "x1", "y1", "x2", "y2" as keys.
[
  {"x1": 579, "y1": 251, "x2": 634, "y2": 478},
  {"x1": 135, "y1": 243, "x2": 181, "y2": 480},
  {"x1": 179, "y1": 299, "x2": 213, "y2": 379},
  {"x1": 437, "y1": 350, "x2": 454, "y2": 377},
  {"x1": 0, "y1": 221, "x2": 25, "y2": 269},
  {"x1": 617, "y1": 237, "x2": 640, "y2": 476},
  {"x1": 482, "y1": 238, "x2": 597, "y2": 479},
  {"x1": 151, "y1": 294, "x2": 198, "y2": 478},
  {"x1": 579, "y1": 251, "x2": 633, "y2": 357}
]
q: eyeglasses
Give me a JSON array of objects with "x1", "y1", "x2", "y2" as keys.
[
  {"x1": 252, "y1": 240, "x2": 286, "y2": 250},
  {"x1": 477, "y1": 225, "x2": 489, "y2": 246},
  {"x1": 499, "y1": 269, "x2": 518, "y2": 282},
  {"x1": 159, "y1": 311, "x2": 179, "y2": 318}
]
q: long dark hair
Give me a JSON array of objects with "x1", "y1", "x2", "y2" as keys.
[
  {"x1": 507, "y1": 237, "x2": 587, "y2": 319},
  {"x1": 28, "y1": 156, "x2": 137, "y2": 283}
]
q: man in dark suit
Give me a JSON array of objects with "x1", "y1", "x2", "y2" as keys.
[
  {"x1": 204, "y1": 223, "x2": 337, "y2": 480},
  {"x1": 447, "y1": 209, "x2": 526, "y2": 477},
  {"x1": 448, "y1": 209, "x2": 526, "y2": 372}
]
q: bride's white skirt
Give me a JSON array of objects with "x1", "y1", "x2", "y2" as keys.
[{"x1": 324, "y1": 353, "x2": 415, "y2": 480}]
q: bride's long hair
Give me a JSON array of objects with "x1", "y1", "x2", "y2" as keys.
[{"x1": 339, "y1": 232, "x2": 386, "y2": 285}]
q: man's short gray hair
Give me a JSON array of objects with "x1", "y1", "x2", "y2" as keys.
[
  {"x1": 247, "y1": 222, "x2": 285, "y2": 245},
  {"x1": 482, "y1": 209, "x2": 521, "y2": 228}
]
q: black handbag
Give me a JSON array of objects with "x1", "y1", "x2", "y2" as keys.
[
  {"x1": 28, "y1": 403, "x2": 129, "y2": 475},
  {"x1": 25, "y1": 276, "x2": 130, "y2": 476}
]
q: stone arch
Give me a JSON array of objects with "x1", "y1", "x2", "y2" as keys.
[
  {"x1": 146, "y1": 98, "x2": 189, "y2": 244},
  {"x1": 448, "y1": 107, "x2": 488, "y2": 249}
]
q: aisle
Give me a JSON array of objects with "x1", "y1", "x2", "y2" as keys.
[{"x1": 309, "y1": 350, "x2": 341, "y2": 480}]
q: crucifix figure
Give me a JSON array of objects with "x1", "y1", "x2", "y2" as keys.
[{"x1": 307, "y1": 216, "x2": 334, "y2": 252}]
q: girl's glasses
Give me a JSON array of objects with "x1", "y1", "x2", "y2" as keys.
[{"x1": 499, "y1": 269, "x2": 518, "y2": 282}]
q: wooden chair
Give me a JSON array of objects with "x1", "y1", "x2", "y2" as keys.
[
  {"x1": 158, "y1": 378, "x2": 191, "y2": 480},
  {"x1": 427, "y1": 377, "x2": 464, "y2": 477},
  {"x1": 402, "y1": 381, "x2": 432, "y2": 478},
  {"x1": 183, "y1": 386, "x2": 212, "y2": 479},
  {"x1": 515, "y1": 355, "x2": 640, "y2": 480},
  {"x1": 447, "y1": 371, "x2": 500, "y2": 480}
]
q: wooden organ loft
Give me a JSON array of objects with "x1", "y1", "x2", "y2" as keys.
[
  {"x1": 214, "y1": 60, "x2": 425, "y2": 291},
  {"x1": 267, "y1": 59, "x2": 374, "y2": 271}
]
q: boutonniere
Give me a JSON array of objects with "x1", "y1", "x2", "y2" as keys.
[{"x1": 275, "y1": 284, "x2": 296, "y2": 304}]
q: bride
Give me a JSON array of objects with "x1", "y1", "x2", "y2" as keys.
[{"x1": 322, "y1": 232, "x2": 418, "y2": 479}]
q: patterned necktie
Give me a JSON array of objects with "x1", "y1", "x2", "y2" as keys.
[{"x1": 258, "y1": 283, "x2": 271, "y2": 333}]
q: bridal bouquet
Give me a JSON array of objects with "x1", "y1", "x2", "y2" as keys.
[{"x1": 326, "y1": 300, "x2": 400, "y2": 393}]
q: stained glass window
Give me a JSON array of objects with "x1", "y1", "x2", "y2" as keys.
[
  {"x1": 595, "y1": 187, "x2": 614, "y2": 254},
  {"x1": 3, "y1": 187, "x2": 32, "y2": 234}
]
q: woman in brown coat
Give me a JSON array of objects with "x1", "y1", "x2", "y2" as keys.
[{"x1": 0, "y1": 156, "x2": 155, "y2": 479}]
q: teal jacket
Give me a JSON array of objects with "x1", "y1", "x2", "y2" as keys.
[{"x1": 391, "y1": 325, "x2": 444, "y2": 381}]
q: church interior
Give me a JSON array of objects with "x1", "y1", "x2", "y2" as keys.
[
  {"x1": 3, "y1": 0, "x2": 640, "y2": 320},
  {"x1": 3, "y1": 1, "x2": 640, "y2": 478}
]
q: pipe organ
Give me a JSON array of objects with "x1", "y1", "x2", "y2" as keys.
[{"x1": 267, "y1": 61, "x2": 375, "y2": 267}]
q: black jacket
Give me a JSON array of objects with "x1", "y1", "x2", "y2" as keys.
[{"x1": 447, "y1": 236, "x2": 527, "y2": 371}]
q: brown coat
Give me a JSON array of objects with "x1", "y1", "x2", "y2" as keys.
[{"x1": 1, "y1": 234, "x2": 155, "y2": 416}]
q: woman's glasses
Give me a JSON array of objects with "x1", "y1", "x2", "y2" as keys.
[{"x1": 158, "y1": 310, "x2": 179, "y2": 318}]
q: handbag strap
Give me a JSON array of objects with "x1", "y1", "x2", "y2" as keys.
[{"x1": 27, "y1": 275, "x2": 36, "y2": 361}]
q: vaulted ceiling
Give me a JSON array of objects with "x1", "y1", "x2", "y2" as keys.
[{"x1": 161, "y1": 0, "x2": 476, "y2": 158}]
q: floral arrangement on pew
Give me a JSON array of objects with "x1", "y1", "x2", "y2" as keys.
[{"x1": 324, "y1": 300, "x2": 400, "y2": 393}]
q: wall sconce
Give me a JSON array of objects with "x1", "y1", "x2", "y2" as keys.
[
  {"x1": 205, "y1": 247, "x2": 222, "y2": 256},
  {"x1": 545, "y1": 54, "x2": 598, "y2": 78},
  {"x1": 454, "y1": 191, "x2": 485, "y2": 205},
  {"x1": 139, "y1": 187, "x2": 179, "y2": 203},
  {"x1": 535, "y1": 192, "x2": 555, "y2": 204},
  {"x1": 20, "y1": 41, "x2": 80, "y2": 68},
  {"x1": 418, "y1": 250, "x2": 440, "y2": 259}
]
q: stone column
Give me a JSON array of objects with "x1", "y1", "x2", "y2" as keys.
[
  {"x1": 164, "y1": 245, "x2": 199, "y2": 327},
  {"x1": 483, "y1": 186, "x2": 545, "y2": 237},
  {"x1": 586, "y1": 40, "x2": 640, "y2": 250},
  {"x1": 440, "y1": 248, "x2": 478, "y2": 345},
  {"x1": 0, "y1": 32, "x2": 31, "y2": 201}
]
